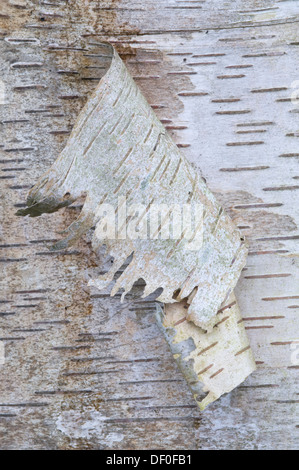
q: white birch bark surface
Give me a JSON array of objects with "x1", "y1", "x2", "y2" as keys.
[{"x1": 0, "y1": 0, "x2": 298, "y2": 450}]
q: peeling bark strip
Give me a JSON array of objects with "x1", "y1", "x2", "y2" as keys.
[
  {"x1": 16, "y1": 43, "x2": 254, "y2": 406},
  {"x1": 17, "y1": 43, "x2": 248, "y2": 330},
  {"x1": 157, "y1": 295, "x2": 256, "y2": 410}
]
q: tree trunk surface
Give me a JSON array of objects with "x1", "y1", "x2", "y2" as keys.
[{"x1": 0, "y1": 0, "x2": 298, "y2": 450}]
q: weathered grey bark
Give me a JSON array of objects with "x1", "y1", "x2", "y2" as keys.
[{"x1": 0, "y1": 0, "x2": 298, "y2": 450}]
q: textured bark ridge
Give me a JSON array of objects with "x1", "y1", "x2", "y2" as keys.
[{"x1": 16, "y1": 42, "x2": 255, "y2": 407}]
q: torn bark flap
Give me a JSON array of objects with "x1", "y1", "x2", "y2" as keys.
[
  {"x1": 156, "y1": 295, "x2": 256, "y2": 410},
  {"x1": 16, "y1": 42, "x2": 256, "y2": 408}
]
